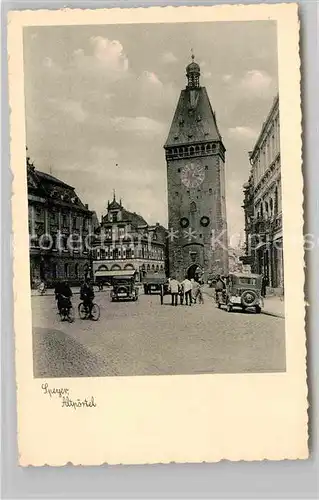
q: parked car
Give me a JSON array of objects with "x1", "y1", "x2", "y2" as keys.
[
  {"x1": 215, "y1": 272, "x2": 264, "y2": 313},
  {"x1": 142, "y1": 273, "x2": 169, "y2": 295},
  {"x1": 111, "y1": 275, "x2": 139, "y2": 302}
]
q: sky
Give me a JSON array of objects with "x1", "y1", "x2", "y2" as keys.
[{"x1": 23, "y1": 21, "x2": 278, "y2": 245}]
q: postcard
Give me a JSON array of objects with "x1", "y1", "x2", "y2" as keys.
[{"x1": 8, "y1": 3, "x2": 308, "y2": 465}]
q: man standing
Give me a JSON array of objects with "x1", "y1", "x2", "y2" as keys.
[
  {"x1": 215, "y1": 275, "x2": 226, "y2": 302},
  {"x1": 181, "y1": 276, "x2": 192, "y2": 306},
  {"x1": 169, "y1": 276, "x2": 179, "y2": 306}
]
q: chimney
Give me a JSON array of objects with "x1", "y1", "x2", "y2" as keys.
[{"x1": 85, "y1": 204, "x2": 89, "y2": 209}]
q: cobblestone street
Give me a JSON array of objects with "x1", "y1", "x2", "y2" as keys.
[{"x1": 32, "y1": 288, "x2": 286, "y2": 378}]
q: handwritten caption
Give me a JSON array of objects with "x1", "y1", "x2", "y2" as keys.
[{"x1": 41, "y1": 383, "x2": 97, "y2": 409}]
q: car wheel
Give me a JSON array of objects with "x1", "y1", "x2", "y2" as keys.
[
  {"x1": 226, "y1": 304, "x2": 232, "y2": 312},
  {"x1": 241, "y1": 290, "x2": 257, "y2": 308}
]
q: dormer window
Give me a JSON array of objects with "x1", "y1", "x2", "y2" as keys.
[{"x1": 112, "y1": 212, "x2": 118, "y2": 222}]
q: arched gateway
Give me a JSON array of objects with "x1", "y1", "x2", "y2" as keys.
[{"x1": 187, "y1": 264, "x2": 203, "y2": 280}]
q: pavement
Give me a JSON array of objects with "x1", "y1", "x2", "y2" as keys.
[{"x1": 32, "y1": 290, "x2": 286, "y2": 378}]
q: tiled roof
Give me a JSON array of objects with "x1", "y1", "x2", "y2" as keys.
[
  {"x1": 164, "y1": 86, "x2": 222, "y2": 148},
  {"x1": 35, "y1": 170, "x2": 74, "y2": 189}
]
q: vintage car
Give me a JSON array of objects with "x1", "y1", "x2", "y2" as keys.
[
  {"x1": 142, "y1": 272, "x2": 169, "y2": 295},
  {"x1": 216, "y1": 272, "x2": 264, "y2": 313},
  {"x1": 110, "y1": 274, "x2": 139, "y2": 302}
]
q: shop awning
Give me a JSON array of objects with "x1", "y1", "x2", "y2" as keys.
[{"x1": 94, "y1": 269, "x2": 136, "y2": 278}]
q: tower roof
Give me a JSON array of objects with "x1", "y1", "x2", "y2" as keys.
[{"x1": 164, "y1": 86, "x2": 223, "y2": 148}]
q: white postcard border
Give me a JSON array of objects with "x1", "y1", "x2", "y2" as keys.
[{"x1": 8, "y1": 3, "x2": 307, "y2": 465}]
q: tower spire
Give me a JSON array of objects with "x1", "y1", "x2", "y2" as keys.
[
  {"x1": 113, "y1": 189, "x2": 116, "y2": 201},
  {"x1": 186, "y1": 51, "x2": 200, "y2": 89}
]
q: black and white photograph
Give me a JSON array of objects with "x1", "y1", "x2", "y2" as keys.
[
  {"x1": 24, "y1": 19, "x2": 286, "y2": 378},
  {"x1": 8, "y1": 4, "x2": 307, "y2": 466}
]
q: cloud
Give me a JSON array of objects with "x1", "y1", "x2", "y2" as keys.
[
  {"x1": 203, "y1": 71, "x2": 213, "y2": 79},
  {"x1": 47, "y1": 98, "x2": 87, "y2": 123},
  {"x1": 161, "y1": 51, "x2": 177, "y2": 64},
  {"x1": 228, "y1": 126, "x2": 258, "y2": 141},
  {"x1": 239, "y1": 70, "x2": 272, "y2": 93},
  {"x1": 90, "y1": 36, "x2": 129, "y2": 72},
  {"x1": 222, "y1": 74, "x2": 233, "y2": 83},
  {"x1": 141, "y1": 70, "x2": 163, "y2": 87},
  {"x1": 71, "y1": 37, "x2": 129, "y2": 78},
  {"x1": 111, "y1": 116, "x2": 165, "y2": 135}
]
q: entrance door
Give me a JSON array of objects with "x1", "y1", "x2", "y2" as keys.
[{"x1": 187, "y1": 264, "x2": 202, "y2": 280}]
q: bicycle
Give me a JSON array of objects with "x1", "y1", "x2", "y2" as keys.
[
  {"x1": 78, "y1": 301, "x2": 100, "y2": 321},
  {"x1": 59, "y1": 302, "x2": 74, "y2": 323}
]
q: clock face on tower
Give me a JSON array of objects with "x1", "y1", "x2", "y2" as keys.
[{"x1": 181, "y1": 161, "x2": 205, "y2": 188}]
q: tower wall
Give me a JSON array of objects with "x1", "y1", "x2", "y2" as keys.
[
  {"x1": 164, "y1": 59, "x2": 228, "y2": 281},
  {"x1": 166, "y1": 152, "x2": 228, "y2": 281}
]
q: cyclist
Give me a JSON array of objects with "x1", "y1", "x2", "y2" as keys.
[
  {"x1": 80, "y1": 277, "x2": 95, "y2": 318},
  {"x1": 56, "y1": 280, "x2": 73, "y2": 315}
]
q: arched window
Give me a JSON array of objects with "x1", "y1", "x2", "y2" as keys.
[
  {"x1": 111, "y1": 264, "x2": 121, "y2": 271},
  {"x1": 74, "y1": 263, "x2": 79, "y2": 278},
  {"x1": 190, "y1": 201, "x2": 197, "y2": 213},
  {"x1": 98, "y1": 265, "x2": 108, "y2": 271},
  {"x1": 190, "y1": 146, "x2": 195, "y2": 155},
  {"x1": 195, "y1": 145, "x2": 200, "y2": 153},
  {"x1": 147, "y1": 264, "x2": 150, "y2": 271},
  {"x1": 113, "y1": 248, "x2": 119, "y2": 259},
  {"x1": 151, "y1": 264, "x2": 155, "y2": 271},
  {"x1": 155, "y1": 265, "x2": 159, "y2": 271},
  {"x1": 64, "y1": 263, "x2": 69, "y2": 278},
  {"x1": 207, "y1": 144, "x2": 212, "y2": 153},
  {"x1": 124, "y1": 264, "x2": 134, "y2": 270}
]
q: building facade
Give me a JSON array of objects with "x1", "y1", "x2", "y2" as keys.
[
  {"x1": 92, "y1": 196, "x2": 167, "y2": 282},
  {"x1": 164, "y1": 56, "x2": 228, "y2": 281},
  {"x1": 241, "y1": 95, "x2": 283, "y2": 293},
  {"x1": 27, "y1": 155, "x2": 95, "y2": 287}
]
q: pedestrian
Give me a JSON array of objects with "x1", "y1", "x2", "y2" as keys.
[
  {"x1": 215, "y1": 274, "x2": 226, "y2": 302},
  {"x1": 179, "y1": 282, "x2": 184, "y2": 305},
  {"x1": 197, "y1": 278, "x2": 204, "y2": 304},
  {"x1": 191, "y1": 278, "x2": 199, "y2": 304},
  {"x1": 159, "y1": 283, "x2": 164, "y2": 305},
  {"x1": 169, "y1": 276, "x2": 179, "y2": 306},
  {"x1": 261, "y1": 275, "x2": 267, "y2": 298},
  {"x1": 181, "y1": 276, "x2": 192, "y2": 306}
]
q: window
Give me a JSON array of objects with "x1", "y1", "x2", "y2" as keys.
[
  {"x1": 74, "y1": 263, "x2": 79, "y2": 278},
  {"x1": 118, "y1": 226, "x2": 125, "y2": 238},
  {"x1": 112, "y1": 212, "x2": 118, "y2": 222},
  {"x1": 269, "y1": 198, "x2": 273, "y2": 216},
  {"x1": 113, "y1": 248, "x2": 119, "y2": 259},
  {"x1": 209, "y1": 188, "x2": 212, "y2": 194},
  {"x1": 105, "y1": 228, "x2": 112, "y2": 239},
  {"x1": 190, "y1": 201, "x2": 197, "y2": 213},
  {"x1": 205, "y1": 165, "x2": 208, "y2": 170},
  {"x1": 64, "y1": 263, "x2": 69, "y2": 278},
  {"x1": 178, "y1": 168, "x2": 181, "y2": 173},
  {"x1": 52, "y1": 263, "x2": 57, "y2": 279},
  {"x1": 100, "y1": 249, "x2": 105, "y2": 259},
  {"x1": 62, "y1": 214, "x2": 68, "y2": 228},
  {"x1": 126, "y1": 248, "x2": 132, "y2": 259}
]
